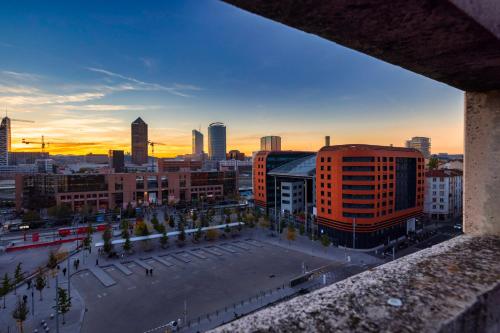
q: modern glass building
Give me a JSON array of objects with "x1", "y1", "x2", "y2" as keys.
[
  {"x1": 192, "y1": 129, "x2": 204, "y2": 155},
  {"x1": 208, "y1": 122, "x2": 226, "y2": 161},
  {"x1": 260, "y1": 135, "x2": 281, "y2": 151},
  {"x1": 0, "y1": 116, "x2": 11, "y2": 166}
]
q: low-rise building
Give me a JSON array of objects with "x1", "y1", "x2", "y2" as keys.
[
  {"x1": 15, "y1": 170, "x2": 237, "y2": 212},
  {"x1": 424, "y1": 169, "x2": 463, "y2": 221}
]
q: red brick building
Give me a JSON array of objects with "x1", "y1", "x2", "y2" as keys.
[{"x1": 15, "y1": 170, "x2": 237, "y2": 212}]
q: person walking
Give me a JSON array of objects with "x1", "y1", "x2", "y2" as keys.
[
  {"x1": 62, "y1": 268, "x2": 67, "y2": 276},
  {"x1": 146, "y1": 268, "x2": 149, "y2": 276},
  {"x1": 150, "y1": 268, "x2": 153, "y2": 276},
  {"x1": 96, "y1": 259, "x2": 99, "y2": 266}
]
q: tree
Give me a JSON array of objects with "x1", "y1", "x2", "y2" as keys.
[
  {"x1": 55, "y1": 287, "x2": 71, "y2": 324},
  {"x1": 299, "y1": 224, "x2": 305, "y2": 235},
  {"x1": 35, "y1": 270, "x2": 46, "y2": 301},
  {"x1": 160, "y1": 230, "x2": 169, "y2": 248},
  {"x1": 428, "y1": 157, "x2": 439, "y2": 170},
  {"x1": 102, "y1": 224, "x2": 113, "y2": 254},
  {"x1": 22, "y1": 210, "x2": 40, "y2": 223},
  {"x1": 14, "y1": 263, "x2": 23, "y2": 295},
  {"x1": 194, "y1": 225, "x2": 203, "y2": 242},
  {"x1": 177, "y1": 223, "x2": 186, "y2": 244},
  {"x1": 151, "y1": 214, "x2": 159, "y2": 227},
  {"x1": 224, "y1": 224, "x2": 231, "y2": 235},
  {"x1": 122, "y1": 228, "x2": 132, "y2": 253},
  {"x1": 321, "y1": 234, "x2": 331, "y2": 251},
  {"x1": 225, "y1": 214, "x2": 231, "y2": 225},
  {"x1": 191, "y1": 211, "x2": 198, "y2": 224},
  {"x1": 206, "y1": 228, "x2": 218, "y2": 241},
  {"x1": 1, "y1": 273, "x2": 10, "y2": 308},
  {"x1": 168, "y1": 215, "x2": 175, "y2": 228},
  {"x1": 287, "y1": 225, "x2": 297, "y2": 245},
  {"x1": 47, "y1": 251, "x2": 57, "y2": 270},
  {"x1": 12, "y1": 296, "x2": 29, "y2": 333},
  {"x1": 83, "y1": 220, "x2": 93, "y2": 252}
]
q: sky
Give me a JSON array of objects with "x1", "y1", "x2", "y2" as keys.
[{"x1": 0, "y1": 0, "x2": 464, "y2": 157}]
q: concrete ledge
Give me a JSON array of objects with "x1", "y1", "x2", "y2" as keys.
[{"x1": 210, "y1": 235, "x2": 500, "y2": 333}]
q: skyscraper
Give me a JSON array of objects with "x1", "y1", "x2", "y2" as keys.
[
  {"x1": 405, "y1": 137, "x2": 431, "y2": 159},
  {"x1": 109, "y1": 150, "x2": 125, "y2": 172},
  {"x1": 208, "y1": 122, "x2": 226, "y2": 161},
  {"x1": 192, "y1": 129, "x2": 204, "y2": 155},
  {"x1": 131, "y1": 117, "x2": 148, "y2": 165},
  {"x1": 260, "y1": 136, "x2": 281, "y2": 151},
  {"x1": 0, "y1": 116, "x2": 11, "y2": 166}
]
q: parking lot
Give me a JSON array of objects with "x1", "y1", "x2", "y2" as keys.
[{"x1": 73, "y1": 239, "x2": 331, "y2": 333}]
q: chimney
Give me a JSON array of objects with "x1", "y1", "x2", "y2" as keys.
[{"x1": 325, "y1": 136, "x2": 330, "y2": 147}]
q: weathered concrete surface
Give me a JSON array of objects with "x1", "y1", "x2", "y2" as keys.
[
  {"x1": 222, "y1": 0, "x2": 500, "y2": 92},
  {"x1": 464, "y1": 90, "x2": 500, "y2": 236},
  {"x1": 211, "y1": 235, "x2": 500, "y2": 333}
]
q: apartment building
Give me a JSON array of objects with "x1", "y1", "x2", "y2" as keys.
[{"x1": 424, "y1": 169, "x2": 463, "y2": 221}]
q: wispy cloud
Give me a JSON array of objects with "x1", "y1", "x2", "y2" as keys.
[
  {"x1": 1, "y1": 70, "x2": 41, "y2": 81},
  {"x1": 0, "y1": 92, "x2": 104, "y2": 106},
  {"x1": 87, "y1": 67, "x2": 201, "y2": 97}
]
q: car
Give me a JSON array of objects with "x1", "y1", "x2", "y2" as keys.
[{"x1": 454, "y1": 224, "x2": 462, "y2": 230}]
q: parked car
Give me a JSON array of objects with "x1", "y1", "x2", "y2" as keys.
[{"x1": 454, "y1": 224, "x2": 462, "y2": 230}]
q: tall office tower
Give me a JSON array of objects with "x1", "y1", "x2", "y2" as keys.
[
  {"x1": 405, "y1": 137, "x2": 431, "y2": 159},
  {"x1": 109, "y1": 150, "x2": 125, "y2": 172},
  {"x1": 0, "y1": 116, "x2": 11, "y2": 166},
  {"x1": 131, "y1": 117, "x2": 148, "y2": 165},
  {"x1": 192, "y1": 129, "x2": 204, "y2": 155},
  {"x1": 260, "y1": 136, "x2": 281, "y2": 151},
  {"x1": 208, "y1": 122, "x2": 227, "y2": 161}
]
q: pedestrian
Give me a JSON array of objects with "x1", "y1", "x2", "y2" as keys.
[
  {"x1": 96, "y1": 259, "x2": 99, "y2": 266},
  {"x1": 150, "y1": 268, "x2": 153, "y2": 276},
  {"x1": 146, "y1": 268, "x2": 149, "y2": 276},
  {"x1": 62, "y1": 268, "x2": 67, "y2": 276},
  {"x1": 76, "y1": 259, "x2": 80, "y2": 270},
  {"x1": 26, "y1": 279, "x2": 32, "y2": 290}
]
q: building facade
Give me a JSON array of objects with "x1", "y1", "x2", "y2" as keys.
[
  {"x1": 280, "y1": 181, "x2": 304, "y2": 214},
  {"x1": 157, "y1": 159, "x2": 202, "y2": 172},
  {"x1": 0, "y1": 116, "x2": 11, "y2": 166},
  {"x1": 227, "y1": 149, "x2": 245, "y2": 161},
  {"x1": 109, "y1": 150, "x2": 125, "y2": 173},
  {"x1": 9, "y1": 151, "x2": 49, "y2": 165},
  {"x1": 424, "y1": 169, "x2": 463, "y2": 221},
  {"x1": 15, "y1": 170, "x2": 238, "y2": 212},
  {"x1": 192, "y1": 129, "x2": 204, "y2": 155},
  {"x1": 253, "y1": 151, "x2": 314, "y2": 212},
  {"x1": 260, "y1": 136, "x2": 281, "y2": 151},
  {"x1": 131, "y1": 117, "x2": 148, "y2": 165},
  {"x1": 316, "y1": 145, "x2": 425, "y2": 249},
  {"x1": 208, "y1": 122, "x2": 226, "y2": 161},
  {"x1": 405, "y1": 137, "x2": 431, "y2": 159}
]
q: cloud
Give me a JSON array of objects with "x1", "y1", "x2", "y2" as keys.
[
  {"x1": 1, "y1": 71, "x2": 41, "y2": 81},
  {"x1": 58, "y1": 104, "x2": 156, "y2": 112},
  {"x1": 87, "y1": 67, "x2": 201, "y2": 97},
  {"x1": 0, "y1": 92, "x2": 104, "y2": 106}
]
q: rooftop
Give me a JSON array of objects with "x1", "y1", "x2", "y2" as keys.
[
  {"x1": 267, "y1": 154, "x2": 317, "y2": 178},
  {"x1": 319, "y1": 144, "x2": 421, "y2": 153}
]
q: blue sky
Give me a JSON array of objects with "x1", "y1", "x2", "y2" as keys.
[{"x1": 0, "y1": 0, "x2": 463, "y2": 156}]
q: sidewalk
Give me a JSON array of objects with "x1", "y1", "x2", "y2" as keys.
[
  {"x1": 249, "y1": 229, "x2": 383, "y2": 267},
  {"x1": 0, "y1": 262, "x2": 85, "y2": 333}
]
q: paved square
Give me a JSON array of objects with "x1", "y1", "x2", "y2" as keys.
[{"x1": 73, "y1": 241, "x2": 331, "y2": 333}]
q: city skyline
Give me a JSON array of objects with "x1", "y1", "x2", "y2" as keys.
[{"x1": 0, "y1": 1, "x2": 463, "y2": 157}]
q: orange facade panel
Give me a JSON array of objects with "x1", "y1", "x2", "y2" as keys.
[{"x1": 316, "y1": 144, "x2": 425, "y2": 232}]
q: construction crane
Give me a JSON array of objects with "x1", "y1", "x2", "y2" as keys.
[
  {"x1": 148, "y1": 140, "x2": 164, "y2": 172},
  {"x1": 22, "y1": 136, "x2": 50, "y2": 153}
]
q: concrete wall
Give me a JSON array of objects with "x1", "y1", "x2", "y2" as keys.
[{"x1": 464, "y1": 90, "x2": 500, "y2": 236}]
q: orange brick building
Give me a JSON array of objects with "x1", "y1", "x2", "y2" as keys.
[{"x1": 316, "y1": 145, "x2": 425, "y2": 249}]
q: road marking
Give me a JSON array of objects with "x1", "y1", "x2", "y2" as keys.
[{"x1": 127, "y1": 286, "x2": 137, "y2": 290}]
